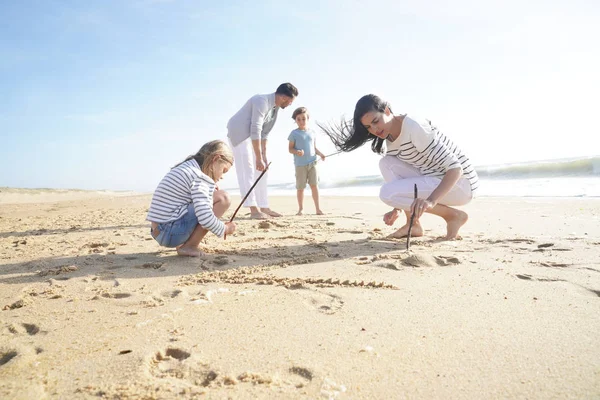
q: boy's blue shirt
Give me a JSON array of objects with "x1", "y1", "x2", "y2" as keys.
[{"x1": 288, "y1": 128, "x2": 317, "y2": 167}]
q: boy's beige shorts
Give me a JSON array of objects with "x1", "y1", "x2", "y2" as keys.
[{"x1": 295, "y1": 162, "x2": 318, "y2": 189}]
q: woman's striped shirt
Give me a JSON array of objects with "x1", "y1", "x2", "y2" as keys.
[
  {"x1": 146, "y1": 159, "x2": 226, "y2": 238},
  {"x1": 385, "y1": 115, "x2": 479, "y2": 193}
]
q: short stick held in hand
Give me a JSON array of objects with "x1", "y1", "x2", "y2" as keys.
[
  {"x1": 224, "y1": 162, "x2": 271, "y2": 239},
  {"x1": 406, "y1": 184, "x2": 418, "y2": 250}
]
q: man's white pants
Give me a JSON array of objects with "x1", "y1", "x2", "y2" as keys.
[
  {"x1": 230, "y1": 138, "x2": 269, "y2": 208},
  {"x1": 379, "y1": 156, "x2": 472, "y2": 211}
]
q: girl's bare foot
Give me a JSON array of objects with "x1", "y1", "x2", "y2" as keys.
[
  {"x1": 296, "y1": 210, "x2": 303, "y2": 216},
  {"x1": 316, "y1": 210, "x2": 324, "y2": 215},
  {"x1": 444, "y1": 210, "x2": 468, "y2": 239},
  {"x1": 260, "y1": 208, "x2": 282, "y2": 217},
  {"x1": 250, "y1": 211, "x2": 270, "y2": 219},
  {"x1": 387, "y1": 223, "x2": 424, "y2": 239},
  {"x1": 176, "y1": 246, "x2": 204, "y2": 257}
]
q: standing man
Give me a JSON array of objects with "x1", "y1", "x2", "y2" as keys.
[{"x1": 227, "y1": 83, "x2": 298, "y2": 219}]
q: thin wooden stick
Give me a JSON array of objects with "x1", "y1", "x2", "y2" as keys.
[
  {"x1": 224, "y1": 162, "x2": 271, "y2": 239},
  {"x1": 406, "y1": 184, "x2": 418, "y2": 250},
  {"x1": 323, "y1": 150, "x2": 342, "y2": 158}
]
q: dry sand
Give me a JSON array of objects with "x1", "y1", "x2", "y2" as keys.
[{"x1": 0, "y1": 189, "x2": 599, "y2": 399}]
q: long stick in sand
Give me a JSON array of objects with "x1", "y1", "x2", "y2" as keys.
[
  {"x1": 224, "y1": 162, "x2": 272, "y2": 240},
  {"x1": 406, "y1": 184, "x2": 418, "y2": 250}
]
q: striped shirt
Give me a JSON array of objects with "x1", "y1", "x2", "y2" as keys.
[
  {"x1": 227, "y1": 93, "x2": 279, "y2": 147},
  {"x1": 146, "y1": 159, "x2": 226, "y2": 238},
  {"x1": 386, "y1": 115, "x2": 479, "y2": 193}
]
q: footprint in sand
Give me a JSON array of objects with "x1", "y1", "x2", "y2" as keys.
[
  {"x1": 212, "y1": 255, "x2": 230, "y2": 266},
  {"x1": 160, "y1": 289, "x2": 186, "y2": 299},
  {"x1": 0, "y1": 344, "x2": 40, "y2": 369},
  {"x1": 0, "y1": 349, "x2": 18, "y2": 367},
  {"x1": 147, "y1": 347, "x2": 219, "y2": 387},
  {"x1": 134, "y1": 262, "x2": 164, "y2": 270},
  {"x1": 100, "y1": 292, "x2": 133, "y2": 299},
  {"x1": 401, "y1": 254, "x2": 460, "y2": 268},
  {"x1": 291, "y1": 288, "x2": 344, "y2": 315},
  {"x1": 7, "y1": 323, "x2": 40, "y2": 336}
]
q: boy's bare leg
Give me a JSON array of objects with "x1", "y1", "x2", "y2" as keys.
[
  {"x1": 177, "y1": 190, "x2": 231, "y2": 257},
  {"x1": 296, "y1": 189, "x2": 304, "y2": 215},
  {"x1": 310, "y1": 185, "x2": 324, "y2": 215}
]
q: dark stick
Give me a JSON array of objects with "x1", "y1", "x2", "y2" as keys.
[
  {"x1": 406, "y1": 184, "x2": 418, "y2": 250},
  {"x1": 224, "y1": 162, "x2": 272, "y2": 239}
]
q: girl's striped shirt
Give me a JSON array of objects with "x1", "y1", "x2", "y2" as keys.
[
  {"x1": 147, "y1": 159, "x2": 225, "y2": 237},
  {"x1": 385, "y1": 115, "x2": 479, "y2": 194}
]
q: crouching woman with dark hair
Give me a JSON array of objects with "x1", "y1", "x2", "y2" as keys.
[
  {"x1": 147, "y1": 140, "x2": 236, "y2": 257},
  {"x1": 319, "y1": 94, "x2": 479, "y2": 240}
]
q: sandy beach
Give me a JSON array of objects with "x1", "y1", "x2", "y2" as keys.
[{"x1": 0, "y1": 189, "x2": 599, "y2": 399}]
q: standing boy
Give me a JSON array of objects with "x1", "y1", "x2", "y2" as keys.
[{"x1": 288, "y1": 107, "x2": 326, "y2": 215}]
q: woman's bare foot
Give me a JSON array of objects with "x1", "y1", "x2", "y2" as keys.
[
  {"x1": 444, "y1": 210, "x2": 468, "y2": 239},
  {"x1": 316, "y1": 209, "x2": 325, "y2": 215},
  {"x1": 387, "y1": 223, "x2": 424, "y2": 239},
  {"x1": 260, "y1": 208, "x2": 282, "y2": 217},
  {"x1": 250, "y1": 211, "x2": 270, "y2": 219},
  {"x1": 296, "y1": 210, "x2": 303, "y2": 216},
  {"x1": 176, "y1": 246, "x2": 204, "y2": 257}
]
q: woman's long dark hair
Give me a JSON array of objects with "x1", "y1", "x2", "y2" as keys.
[{"x1": 317, "y1": 94, "x2": 391, "y2": 154}]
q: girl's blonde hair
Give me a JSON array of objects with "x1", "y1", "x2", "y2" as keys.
[{"x1": 175, "y1": 140, "x2": 234, "y2": 180}]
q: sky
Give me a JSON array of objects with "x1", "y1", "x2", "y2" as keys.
[{"x1": 1, "y1": 0, "x2": 599, "y2": 192}]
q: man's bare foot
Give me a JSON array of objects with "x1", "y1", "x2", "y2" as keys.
[
  {"x1": 387, "y1": 223, "x2": 424, "y2": 239},
  {"x1": 296, "y1": 210, "x2": 303, "y2": 216},
  {"x1": 176, "y1": 246, "x2": 204, "y2": 257},
  {"x1": 260, "y1": 208, "x2": 282, "y2": 217},
  {"x1": 316, "y1": 209, "x2": 324, "y2": 215},
  {"x1": 250, "y1": 211, "x2": 270, "y2": 219},
  {"x1": 444, "y1": 210, "x2": 468, "y2": 239}
]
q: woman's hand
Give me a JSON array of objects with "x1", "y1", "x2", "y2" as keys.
[
  {"x1": 225, "y1": 221, "x2": 236, "y2": 235},
  {"x1": 296, "y1": 149, "x2": 304, "y2": 156},
  {"x1": 410, "y1": 198, "x2": 436, "y2": 219},
  {"x1": 383, "y1": 209, "x2": 399, "y2": 226}
]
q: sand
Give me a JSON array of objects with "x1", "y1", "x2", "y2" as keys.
[{"x1": 0, "y1": 189, "x2": 599, "y2": 399}]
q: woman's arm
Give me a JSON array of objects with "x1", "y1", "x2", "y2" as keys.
[{"x1": 412, "y1": 167, "x2": 462, "y2": 218}]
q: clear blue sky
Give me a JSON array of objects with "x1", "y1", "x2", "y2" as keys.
[{"x1": 1, "y1": 0, "x2": 599, "y2": 191}]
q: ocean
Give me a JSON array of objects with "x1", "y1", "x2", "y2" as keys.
[{"x1": 262, "y1": 156, "x2": 600, "y2": 198}]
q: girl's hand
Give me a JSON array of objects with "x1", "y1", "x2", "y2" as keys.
[
  {"x1": 225, "y1": 222, "x2": 236, "y2": 235},
  {"x1": 320, "y1": 154, "x2": 325, "y2": 161},
  {"x1": 410, "y1": 198, "x2": 435, "y2": 219},
  {"x1": 383, "y1": 209, "x2": 399, "y2": 226},
  {"x1": 296, "y1": 149, "x2": 304, "y2": 156}
]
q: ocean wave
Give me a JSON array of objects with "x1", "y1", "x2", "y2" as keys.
[
  {"x1": 476, "y1": 156, "x2": 600, "y2": 179},
  {"x1": 225, "y1": 156, "x2": 600, "y2": 196}
]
